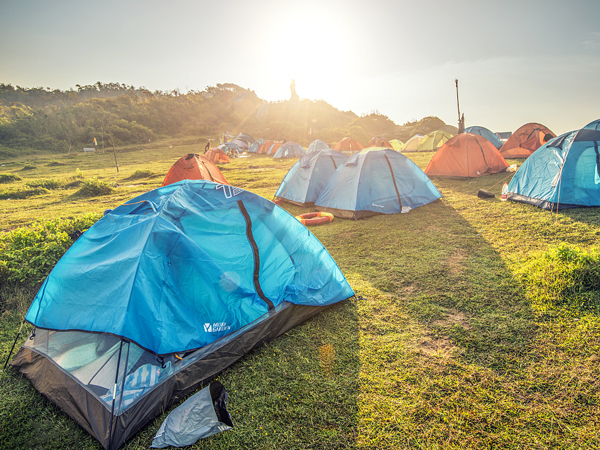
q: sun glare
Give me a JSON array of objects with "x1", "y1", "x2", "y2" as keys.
[{"x1": 265, "y1": 10, "x2": 353, "y2": 101}]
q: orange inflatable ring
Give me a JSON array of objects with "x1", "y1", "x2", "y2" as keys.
[{"x1": 295, "y1": 211, "x2": 334, "y2": 226}]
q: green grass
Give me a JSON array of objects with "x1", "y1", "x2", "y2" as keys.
[{"x1": 1, "y1": 147, "x2": 600, "y2": 449}]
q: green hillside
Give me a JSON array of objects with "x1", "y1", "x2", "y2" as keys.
[{"x1": 0, "y1": 82, "x2": 456, "y2": 158}]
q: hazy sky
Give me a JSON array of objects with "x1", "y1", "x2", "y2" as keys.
[{"x1": 1, "y1": 0, "x2": 599, "y2": 135}]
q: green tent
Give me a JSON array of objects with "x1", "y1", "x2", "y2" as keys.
[
  {"x1": 389, "y1": 139, "x2": 404, "y2": 151},
  {"x1": 416, "y1": 130, "x2": 454, "y2": 152}
]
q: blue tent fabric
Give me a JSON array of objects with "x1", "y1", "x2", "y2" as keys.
[
  {"x1": 306, "y1": 139, "x2": 330, "y2": 153},
  {"x1": 25, "y1": 181, "x2": 354, "y2": 355},
  {"x1": 464, "y1": 126, "x2": 503, "y2": 149},
  {"x1": 273, "y1": 142, "x2": 306, "y2": 159},
  {"x1": 275, "y1": 150, "x2": 348, "y2": 206},
  {"x1": 583, "y1": 119, "x2": 600, "y2": 131},
  {"x1": 507, "y1": 129, "x2": 600, "y2": 210},
  {"x1": 314, "y1": 147, "x2": 442, "y2": 219}
]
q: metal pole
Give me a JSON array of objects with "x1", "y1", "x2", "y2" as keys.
[
  {"x1": 455, "y1": 79, "x2": 461, "y2": 124},
  {"x1": 3, "y1": 320, "x2": 25, "y2": 370}
]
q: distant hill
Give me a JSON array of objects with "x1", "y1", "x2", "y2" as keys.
[{"x1": 0, "y1": 82, "x2": 454, "y2": 156}]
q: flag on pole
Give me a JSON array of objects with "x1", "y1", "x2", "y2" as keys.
[{"x1": 93, "y1": 137, "x2": 97, "y2": 145}]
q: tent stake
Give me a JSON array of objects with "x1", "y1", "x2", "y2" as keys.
[{"x1": 3, "y1": 319, "x2": 25, "y2": 370}]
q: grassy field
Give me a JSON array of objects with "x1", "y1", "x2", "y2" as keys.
[{"x1": 1, "y1": 142, "x2": 599, "y2": 449}]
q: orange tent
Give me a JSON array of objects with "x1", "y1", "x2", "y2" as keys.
[
  {"x1": 257, "y1": 140, "x2": 274, "y2": 154},
  {"x1": 499, "y1": 123, "x2": 556, "y2": 158},
  {"x1": 205, "y1": 148, "x2": 230, "y2": 164},
  {"x1": 425, "y1": 133, "x2": 508, "y2": 178},
  {"x1": 161, "y1": 153, "x2": 230, "y2": 187},
  {"x1": 334, "y1": 138, "x2": 364, "y2": 152},
  {"x1": 267, "y1": 142, "x2": 282, "y2": 155},
  {"x1": 366, "y1": 136, "x2": 393, "y2": 148}
]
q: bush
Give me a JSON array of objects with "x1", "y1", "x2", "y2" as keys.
[
  {"x1": 74, "y1": 177, "x2": 114, "y2": 197},
  {"x1": 0, "y1": 214, "x2": 101, "y2": 286},
  {"x1": 26, "y1": 178, "x2": 63, "y2": 189},
  {"x1": 0, "y1": 173, "x2": 21, "y2": 183},
  {"x1": 0, "y1": 187, "x2": 48, "y2": 200},
  {"x1": 20, "y1": 164, "x2": 37, "y2": 171},
  {"x1": 46, "y1": 160, "x2": 67, "y2": 166},
  {"x1": 518, "y1": 243, "x2": 600, "y2": 313},
  {"x1": 126, "y1": 169, "x2": 154, "y2": 180}
]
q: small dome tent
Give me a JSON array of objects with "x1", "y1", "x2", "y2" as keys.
[
  {"x1": 267, "y1": 142, "x2": 283, "y2": 155},
  {"x1": 389, "y1": 139, "x2": 404, "y2": 151},
  {"x1": 275, "y1": 150, "x2": 348, "y2": 206},
  {"x1": 161, "y1": 154, "x2": 229, "y2": 186},
  {"x1": 583, "y1": 119, "x2": 600, "y2": 131},
  {"x1": 425, "y1": 133, "x2": 508, "y2": 179},
  {"x1": 205, "y1": 147, "x2": 230, "y2": 164},
  {"x1": 366, "y1": 136, "x2": 393, "y2": 148},
  {"x1": 306, "y1": 139, "x2": 330, "y2": 153},
  {"x1": 11, "y1": 180, "x2": 354, "y2": 450},
  {"x1": 507, "y1": 129, "x2": 600, "y2": 210},
  {"x1": 273, "y1": 142, "x2": 306, "y2": 159},
  {"x1": 333, "y1": 137, "x2": 364, "y2": 153},
  {"x1": 416, "y1": 130, "x2": 454, "y2": 152},
  {"x1": 248, "y1": 138, "x2": 263, "y2": 153},
  {"x1": 314, "y1": 147, "x2": 442, "y2": 219},
  {"x1": 402, "y1": 134, "x2": 425, "y2": 152},
  {"x1": 257, "y1": 140, "x2": 274, "y2": 154},
  {"x1": 464, "y1": 126, "x2": 503, "y2": 149},
  {"x1": 499, "y1": 122, "x2": 556, "y2": 158}
]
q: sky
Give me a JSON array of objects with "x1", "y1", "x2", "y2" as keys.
[{"x1": 1, "y1": 0, "x2": 599, "y2": 135}]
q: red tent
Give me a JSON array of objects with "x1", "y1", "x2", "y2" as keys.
[
  {"x1": 205, "y1": 148, "x2": 230, "y2": 164},
  {"x1": 425, "y1": 133, "x2": 508, "y2": 178},
  {"x1": 334, "y1": 138, "x2": 364, "y2": 152},
  {"x1": 499, "y1": 123, "x2": 556, "y2": 158},
  {"x1": 365, "y1": 136, "x2": 392, "y2": 149},
  {"x1": 161, "y1": 154, "x2": 229, "y2": 186}
]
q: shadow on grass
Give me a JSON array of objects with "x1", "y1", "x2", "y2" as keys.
[{"x1": 303, "y1": 192, "x2": 600, "y2": 448}]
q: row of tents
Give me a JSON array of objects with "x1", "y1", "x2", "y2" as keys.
[{"x1": 274, "y1": 118, "x2": 600, "y2": 216}]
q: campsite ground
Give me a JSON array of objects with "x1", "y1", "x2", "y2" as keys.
[{"x1": 1, "y1": 143, "x2": 599, "y2": 449}]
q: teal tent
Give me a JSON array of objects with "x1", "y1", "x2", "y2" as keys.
[{"x1": 508, "y1": 129, "x2": 600, "y2": 210}]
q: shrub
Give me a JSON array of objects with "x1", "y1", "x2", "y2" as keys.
[
  {"x1": 26, "y1": 178, "x2": 63, "y2": 189},
  {"x1": 126, "y1": 169, "x2": 154, "y2": 180},
  {"x1": 20, "y1": 165, "x2": 37, "y2": 171},
  {"x1": 46, "y1": 160, "x2": 67, "y2": 166},
  {"x1": 518, "y1": 243, "x2": 600, "y2": 313},
  {"x1": 74, "y1": 178, "x2": 113, "y2": 197},
  {"x1": 0, "y1": 173, "x2": 21, "y2": 183},
  {"x1": 0, "y1": 214, "x2": 101, "y2": 286},
  {"x1": 0, "y1": 187, "x2": 48, "y2": 200}
]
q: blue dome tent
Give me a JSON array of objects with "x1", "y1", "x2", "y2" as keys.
[
  {"x1": 583, "y1": 119, "x2": 600, "y2": 131},
  {"x1": 306, "y1": 139, "x2": 330, "y2": 153},
  {"x1": 11, "y1": 180, "x2": 353, "y2": 450},
  {"x1": 275, "y1": 150, "x2": 348, "y2": 207},
  {"x1": 507, "y1": 129, "x2": 600, "y2": 210},
  {"x1": 314, "y1": 147, "x2": 442, "y2": 219},
  {"x1": 464, "y1": 126, "x2": 503, "y2": 149},
  {"x1": 273, "y1": 141, "x2": 306, "y2": 159}
]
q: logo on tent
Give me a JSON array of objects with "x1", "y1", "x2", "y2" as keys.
[
  {"x1": 216, "y1": 185, "x2": 244, "y2": 198},
  {"x1": 204, "y1": 322, "x2": 231, "y2": 333}
]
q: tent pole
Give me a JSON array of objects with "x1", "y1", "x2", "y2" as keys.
[
  {"x1": 107, "y1": 339, "x2": 124, "y2": 450},
  {"x1": 3, "y1": 319, "x2": 25, "y2": 370}
]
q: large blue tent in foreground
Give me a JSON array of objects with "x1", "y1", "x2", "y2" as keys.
[
  {"x1": 12, "y1": 180, "x2": 354, "y2": 449},
  {"x1": 507, "y1": 128, "x2": 600, "y2": 210}
]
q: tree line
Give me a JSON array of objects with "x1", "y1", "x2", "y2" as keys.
[{"x1": 0, "y1": 82, "x2": 453, "y2": 157}]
